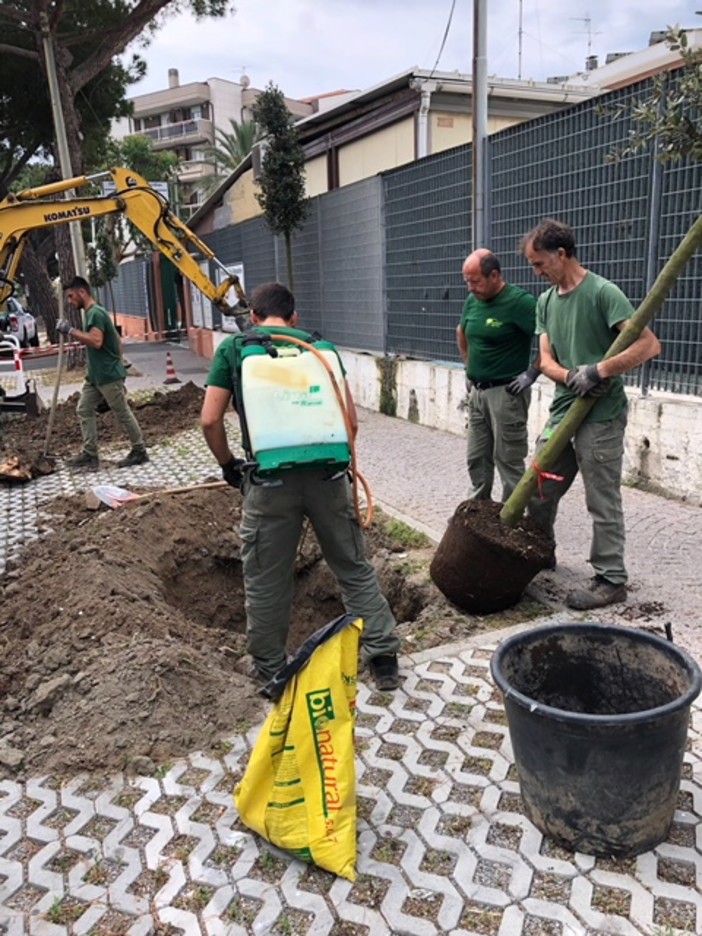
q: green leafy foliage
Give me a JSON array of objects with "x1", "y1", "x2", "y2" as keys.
[
  {"x1": 601, "y1": 27, "x2": 702, "y2": 164},
  {"x1": 0, "y1": 1, "x2": 234, "y2": 305},
  {"x1": 252, "y1": 83, "x2": 309, "y2": 287},
  {"x1": 203, "y1": 118, "x2": 261, "y2": 175},
  {"x1": 105, "y1": 135, "x2": 180, "y2": 184},
  {"x1": 0, "y1": 0, "x2": 236, "y2": 196}
]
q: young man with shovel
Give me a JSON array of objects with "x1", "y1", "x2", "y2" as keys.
[
  {"x1": 58, "y1": 276, "x2": 148, "y2": 470},
  {"x1": 522, "y1": 219, "x2": 660, "y2": 610}
]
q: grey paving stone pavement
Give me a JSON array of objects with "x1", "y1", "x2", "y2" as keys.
[{"x1": 1, "y1": 341, "x2": 701, "y2": 935}]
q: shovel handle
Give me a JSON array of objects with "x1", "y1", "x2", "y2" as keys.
[{"x1": 131, "y1": 480, "x2": 228, "y2": 502}]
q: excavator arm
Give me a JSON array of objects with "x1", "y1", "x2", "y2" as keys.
[{"x1": 0, "y1": 167, "x2": 249, "y2": 327}]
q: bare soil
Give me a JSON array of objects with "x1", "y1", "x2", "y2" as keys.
[
  {"x1": 1, "y1": 380, "x2": 205, "y2": 477},
  {"x1": 0, "y1": 386, "x2": 544, "y2": 782}
]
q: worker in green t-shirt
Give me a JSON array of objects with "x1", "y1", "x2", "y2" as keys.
[
  {"x1": 57, "y1": 276, "x2": 148, "y2": 470},
  {"x1": 456, "y1": 249, "x2": 539, "y2": 502},
  {"x1": 522, "y1": 218, "x2": 661, "y2": 611},
  {"x1": 201, "y1": 282, "x2": 400, "y2": 696}
]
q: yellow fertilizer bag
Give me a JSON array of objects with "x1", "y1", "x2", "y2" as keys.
[{"x1": 234, "y1": 614, "x2": 363, "y2": 881}]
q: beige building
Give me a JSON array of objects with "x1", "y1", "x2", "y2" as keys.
[
  {"x1": 113, "y1": 69, "x2": 314, "y2": 218},
  {"x1": 193, "y1": 67, "x2": 597, "y2": 232}
]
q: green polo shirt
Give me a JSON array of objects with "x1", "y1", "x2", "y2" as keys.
[{"x1": 459, "y1": 283, "x2": 536, "y2": 382}]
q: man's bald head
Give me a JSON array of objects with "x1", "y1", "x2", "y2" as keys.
[{"x1": 462, "y1": 250, "x2": 504, "y2": 300}]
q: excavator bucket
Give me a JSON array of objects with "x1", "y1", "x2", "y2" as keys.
[
  {"x1": 0, "y1": 389, "x2": 39, "y2": 417},
  {"x1": 1, "y1": 338, "x2": 40, "y2": 417}
]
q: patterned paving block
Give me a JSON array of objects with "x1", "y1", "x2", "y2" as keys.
[{"x1": 0, "y1": 633, "x2": 701, "y2": 934}]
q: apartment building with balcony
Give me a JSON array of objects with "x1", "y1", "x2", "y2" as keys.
[{"x1": 113, "y1": 68, "x2": 314, "y2": 218}]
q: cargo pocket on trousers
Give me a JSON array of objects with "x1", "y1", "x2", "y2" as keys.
[
  {"x1": 239, "y1": 522, "x2": 259, "y2": 572},
  {"x1": 593, "y1": 440, "x2": 624, "y2": 464}
]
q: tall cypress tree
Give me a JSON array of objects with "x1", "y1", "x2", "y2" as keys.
[{"x1": 252, "y1": 83, "x2": 309, "y2": 290}]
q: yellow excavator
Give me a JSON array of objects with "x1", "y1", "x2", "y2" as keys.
[
  {"x1": 0, "y1": 166, "x2": 248, "y2": 418},
  {"x1": 0, "y1": 165, "x2": 247, "y2": 319}
]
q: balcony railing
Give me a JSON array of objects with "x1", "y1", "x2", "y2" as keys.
[
  {"x1": 177, "y1": 159, "x2": 216, "y2": 181},
  {"x1": 138, "y1": 118, "x2": 213, "y2": 145}
]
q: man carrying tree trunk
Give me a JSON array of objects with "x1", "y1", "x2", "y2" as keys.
[{"x1": 522, "y1": 218, "x2": 661, "y2": 610}]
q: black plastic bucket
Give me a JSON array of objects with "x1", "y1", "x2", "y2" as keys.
[{"x1": 490, "y1": 622, "x2": 702, "y2": 857}]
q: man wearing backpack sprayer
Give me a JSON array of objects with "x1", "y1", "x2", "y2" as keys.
[{"x1": 201, "y1": 282, "x2": 400, "y2": 693}]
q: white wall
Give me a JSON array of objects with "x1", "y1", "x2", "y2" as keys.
[{"x1": 338, "y1": 351, "x2": 702, "y2": 505}]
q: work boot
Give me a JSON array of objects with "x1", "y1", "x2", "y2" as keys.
[
  {"x1": 233, "y1": 656, "x2": 277, "y2": 699},
  {"x1": 566, "y1": 575, "x2": 627, "y2": 611},
  {"x1": 66, "y1": 451, "x2": 99, "y2": 470},
  {"x1": 368, "y1": 654, "x2": 400, "y2": 691},
  {"x1": 117, "y1": 448, "x2": 149, "y2": 468}
]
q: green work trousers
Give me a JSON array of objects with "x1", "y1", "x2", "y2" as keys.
[
  {"x1": 76, "y1": 380, "x2": 145, "y2": 458},
  {"x1": 528, "y1": 410, "x2": 628, "y2": 585},
  {"x1": 467, "y1": 385, "x2": 530, "y2": 501},
  {"x1": 240, "y1": 469, "x2": 400, "y2": 680}
]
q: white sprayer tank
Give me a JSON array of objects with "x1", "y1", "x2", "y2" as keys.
[{"x1": 241, "y1": 347, "x2": 350, "y2": 472}]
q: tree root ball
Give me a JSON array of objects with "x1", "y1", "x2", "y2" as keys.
[{"x1": 430, "y1": 500, "x2": 554, "y2": 614}]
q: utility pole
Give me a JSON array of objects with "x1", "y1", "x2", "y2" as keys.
[
  {"x1": 472, "y1": 0, "x2": 489, "y2": 248},
  {"x1": 40, "y1": 12, "x2": 88, "y2": 281}
]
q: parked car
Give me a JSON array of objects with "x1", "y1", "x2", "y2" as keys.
[{"x1": 0, "y1": 296, "x2": 39, "y2": 348}]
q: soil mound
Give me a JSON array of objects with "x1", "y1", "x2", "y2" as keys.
[
  {"x1": 0, "y1": 487, "x2": 440, "y2": 781},
  {"x1": 1, "y1": 381, "x2": 205, "y2": 478}
]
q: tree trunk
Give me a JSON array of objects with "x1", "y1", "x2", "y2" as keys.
[
  {"x1": 54, "y1": 225, "x2": 76, "y2": 300},
  {"x1": 500, "y1": 212, "x2": 702, "y2": 528},
  {"x1": 22, "y1": 240, "x2": 58, "y2": 338},
  {"x1": 285, "y1": 232, "x2": 294, "y2": 291}
]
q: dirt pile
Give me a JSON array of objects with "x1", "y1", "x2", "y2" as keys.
[
  {"x1": 1, "y1": 381, "x2": 205, "y2": 477},
  {"x1": 0, "y1": 484, "x2": 461, "y2": 781},
  {"x1": 0, "y1": 384, "x2": 544, "y2": 782}
]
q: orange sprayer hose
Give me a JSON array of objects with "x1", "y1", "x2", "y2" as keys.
[{"x1": 269, "y1": 334, "x2": 374, "y2": 528}]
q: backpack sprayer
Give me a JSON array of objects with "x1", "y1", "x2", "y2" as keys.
[{"x1": 233, "y1": 330, "x2": 374, "y2": 528}]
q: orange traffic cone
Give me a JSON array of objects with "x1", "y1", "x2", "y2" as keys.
[{"x1": 164, "y1": 350, "x2": 181, "y2": 385}]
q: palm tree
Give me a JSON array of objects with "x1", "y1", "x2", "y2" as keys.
[{"x1": 203, "y1": 118, "x2": 260, "y2": 177}]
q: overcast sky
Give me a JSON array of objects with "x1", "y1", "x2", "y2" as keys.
[{"x1": 127, "y1": 0, "x2": 698, "y2": 99}]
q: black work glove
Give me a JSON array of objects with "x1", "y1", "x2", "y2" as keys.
[
  {"x1": 566, "y1": 364, "x2": 609, "y2": 397},
  {"x1": 56, "y1": 319, "x2": 73, "y2": 337},
  {"x1": 95, "y1": 399, "x2": 110, "y2": 414},
  {"x1": 221, "y1": 456, "x2": 246, "y2": 489},
  {"x1": 506, "y1": 365, "x2": 540, "y2": 396}
]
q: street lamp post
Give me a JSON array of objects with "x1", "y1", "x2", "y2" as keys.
[{"x1": 472, "y1": 0, "x2": 489, "y2": 249}]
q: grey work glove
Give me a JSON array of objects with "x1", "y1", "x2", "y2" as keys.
[
  {"x1": 56, "y1": 319, "x2": 73, "y2": 337},
  {"x1": 566, "y1": 364, "x2": 609, "y2": 397},
  {"x1": 506, "y1": 365, "x2": 540, "y2": 396},
  {"x1": 221, "y1": 456, "x2": 246, "y2": 489}
]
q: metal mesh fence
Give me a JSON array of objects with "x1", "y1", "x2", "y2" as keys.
[
  {"x1": 383, "y1": 148, "x2": 471, "y2": 360},
  {"x1": 110, "y1": 73, "x2": 701, "y2": 395},
  {"x1": 651, "y1": 158, "x2": 702, "y2": 394},
  {"x1": 100, "y1": 258, "x2": 150, "y2": 321}
]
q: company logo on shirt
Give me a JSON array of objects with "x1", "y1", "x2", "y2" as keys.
[{"x1": 485, "y1": 318, "x2": 504, "y2": 328}]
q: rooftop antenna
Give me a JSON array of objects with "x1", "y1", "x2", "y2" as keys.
[{"x1": 570, "y1": 12, "x2": 602, "y2": 66}]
